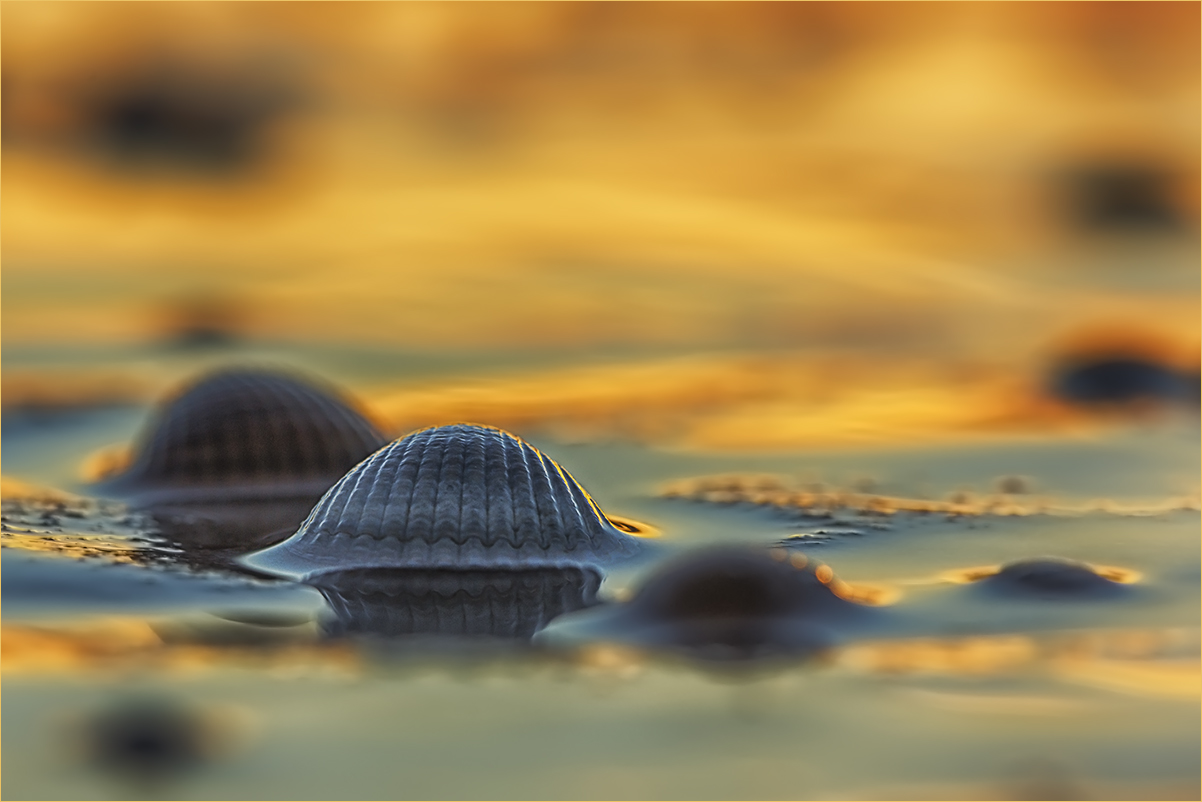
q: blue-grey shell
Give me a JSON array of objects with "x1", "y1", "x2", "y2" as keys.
[
  {"x1": 95, "y1": 368, "x2": 387, "y2": 506},
  {"x1": 242, "y1": 425, "x2": 649, "y2": 577},
  {"x1": 243, "y1": 424, "x2": 647, "y2": 578},
  {"x1": 970, "y1": 558, "x2": 1129, "y2": 600}
]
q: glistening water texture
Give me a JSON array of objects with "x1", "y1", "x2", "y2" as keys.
[{"x1": 3, "y1": 380, "x2": 1198, "y2": 800}]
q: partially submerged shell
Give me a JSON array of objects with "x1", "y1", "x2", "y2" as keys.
[
  {"x1": 312, "y1": 567, "x2": 602, "y2": 640},
  {"x1": 244, "y1": 424, "x2": 647, "y2": 578},
  {"x1": 967, "y1": 557, "x2": 1134, "y2": 600},
  {"x1": 536, "y1": 546, "x2": 881, "y2": 662},
  {"x1": 95, "y1": 368, "x2": 387, "y2": 507}
]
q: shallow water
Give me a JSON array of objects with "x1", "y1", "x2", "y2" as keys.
[{"x1": 2, "y1": 388, "x2": 1198, "y2": 801}]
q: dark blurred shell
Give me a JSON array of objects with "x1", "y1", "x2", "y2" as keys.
[
  {"x1": 313, "y1": 567, "x2": 602, "y2": 640},
  {"x1": 536, "y1": 547, "x2": 880, "y2": 662},
  {"x1": 96, "y1": 368, "x2": 387, "y2": 506},
  {"x1": 972, "y1": 558, "x2": 1130, "y2": 600},
  {"x1": 244, "y1": 424, "x2": 646, "y2": 577}
]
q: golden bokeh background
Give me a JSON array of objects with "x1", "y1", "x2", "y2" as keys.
[{"x1": 3, "y1": 1, "x2": 1198, "y2": 448}]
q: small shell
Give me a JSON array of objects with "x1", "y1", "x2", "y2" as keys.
[
  {"x1": 96, "y1": 368, "x2": 387, "y2": 506},
  {"x1": 536, "y1": 546, "x2": 879, "y2": 662},
  {"x1": 970, "y1": 558, "x2": 1133, "y2": 600},
  {"x1": 312, "y1": 567, "x2": 602, "y2": 640},
  {"x1": 243, "y1": 424, "x2": 647, "y2": 578}
]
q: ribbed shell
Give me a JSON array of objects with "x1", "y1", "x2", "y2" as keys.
[
  {"x1": 243, "y1": 424, "x2": 646, "y2": 577},
  {"x1": 313, "y1": 567, "x2": 602, "y2": 640},
  {"x1": 97, "y1": 368, "x2": 386, "y2": 505}
]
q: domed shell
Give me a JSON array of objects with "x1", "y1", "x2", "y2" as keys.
[
  {"x1": 536, "y1": 546, "x2": 880, "y2": 662},
  {"x1": 96, "y1": 368, "x2": 387, "y2": 506},
  {"x1": 243, "y1": 424, "x2": 647, "y2": 578},
  {"x1": 971, "y1": 557, "x2": 1132, "y2": 600}
]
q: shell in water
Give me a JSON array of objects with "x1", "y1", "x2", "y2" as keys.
[
  {"x1": 312, "y1": 567, "x2": 602, "y2": 640},
  {"x1": 536, "y1": 546, "x2": 881, "y2": 662},
  {"x1": 95, "y1": 367, "x2": 387, "y2": 507},
  {"x1": 243, "y1": 424, "x2": 647, "y2": 578},
  {"x1": 967, "y1": 557, "x2": 1134, "y2": 600}
]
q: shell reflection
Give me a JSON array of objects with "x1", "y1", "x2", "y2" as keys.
[
  {"x1": 537, "y1": 546, "x2": 882, "y2": 662},
  {"x1": 311, "y1": 568, "x2": 602, "y2": 641},
  {"x1": 245, "y1": 424, "x2": 647, "y2": 578}
]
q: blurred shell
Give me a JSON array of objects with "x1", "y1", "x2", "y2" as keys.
[
  {"x1": 95, "y1": 368, "x2": 387, "y2": 506},
  {"x1": 313, "y1": 567, "x2": 602, "y2": 640},
  {"x1": 971, "y1": 557, "x2": 1132, "y2": 600},
  {"x1": 244, "y1": 424, "x2": 647, "y2": 578},
  {"x1": 536, "y1": 546, "x2": 881, "y2": 662}
]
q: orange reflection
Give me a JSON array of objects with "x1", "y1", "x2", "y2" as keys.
[
  {"x1": 829, "y1": 579, "x2": 900, "y2": 607},
  {"x1": 838, "y1": 627, "x2": 1199, "y2": 694},
  {"x1": 78, "y1": 443, "x2": 133, "y2": 483},
  {"x1": 0, "y1": 619, "x2": 360, "y2": 677},
  {"x1": 660, "y1": 472, "x2": 1199, "y2": 516},
  {"x1": 0, "y1": 476, "x2": 81, "y2": 503},
  {"x1": 605, "y1": 514, "x2": 662, "y2": 539}
]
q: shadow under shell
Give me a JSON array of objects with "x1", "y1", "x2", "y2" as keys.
[
  {"x1": 243, "y1": 424, "x2": 649, "y2": 578},
  {"x1": 536, "y1": 546, "x2": 882, "y2": 662},
  {"x1": 310, "y1": 567, "x2": 603, "y2": 641}
]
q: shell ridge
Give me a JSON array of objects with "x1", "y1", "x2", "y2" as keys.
[
  {"x1": 549, "y1": 453, "x2": 593, "y2": 552},
  {"x1": 487, "y1": 428, "x2": 516, "y2": 547},
  {"x1": 383, "y1": 432, "x2": 424, "y2": 541},
  {"x1": 456, "y1": 432, "x2": 468, "y2": 543},
  {"x1": 401, "y1": 430, "x2": 444, "y2": 543},
  {"x1": 520, "y1": 441, "x2": 551, "y2": 550},
  {"x1": 550, "y1": 460, "x2": 588, "y2": 535},
  {"x1": 506, "y1": 433, "x2": 543, "y2": 550},
  {"x1": 328, "y1": 445, "x2": 389, "y2": 542},
  {"x1": 455, "y1": 428, "x2": 489, "y2": 546},
  {"x1": 183, "y1": 400, "x2": 207, "y2": 480},
  {"x1": 296, "y1": 380, "x2": 353, "y2": 476},
  {"x1": 252, "y1": 379, "x2": 292, "y2": 479},
  {"x1": 533, "y1": 450, "x2": 568, "y2": 552},
  {"x1": 432, "y1": 430, "x2": 469, "y2": 545},
  {"x1": 276, "y1": 380, "x2": 324, "y2": 476},
  {"x1": 430, "y1": 429, "x2": 458, "y2": 545},
  {"x1": 328, "y1": 399, "x2": 386, "y2": 466},
  {"x1": 408, "y1": 432, "x2": 450, "y2": 544},
  {"x1": 299, "y1": 384, "x2": 365, "y2": 474},
  {"x1": 560, "y1": 464, "x2": 614, "y2": 551},
  {"x1": 362, "y1": 440, "x2": 407, "y2": 543},
  {"x1": 218, "y1": 378, "x2": 254, "y2": 479}
]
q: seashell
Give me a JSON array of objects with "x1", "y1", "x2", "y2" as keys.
[
  {"x1": 1051, "y1": 356, "x2": 1191, "y2": 407},
  {"x1": 535, "y1": 546, "x2": 881, "y2": 662},
  {"x1": 243, "y1": 424, "x2": 648, "y2": 578},
  {"x1": 966, "y1": 557, "x2": 1135, "y2": 600},
  {"x1": 95, "y1": 367, "x2": 387, "y2": 507},
  {"x1": 311, "y1": 567, "x2": 602, "y2": 640}
]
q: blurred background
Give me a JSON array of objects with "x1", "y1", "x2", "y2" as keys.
[{"x1": 3, "y1": 1, "x2": 1199, "y2": 449}]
